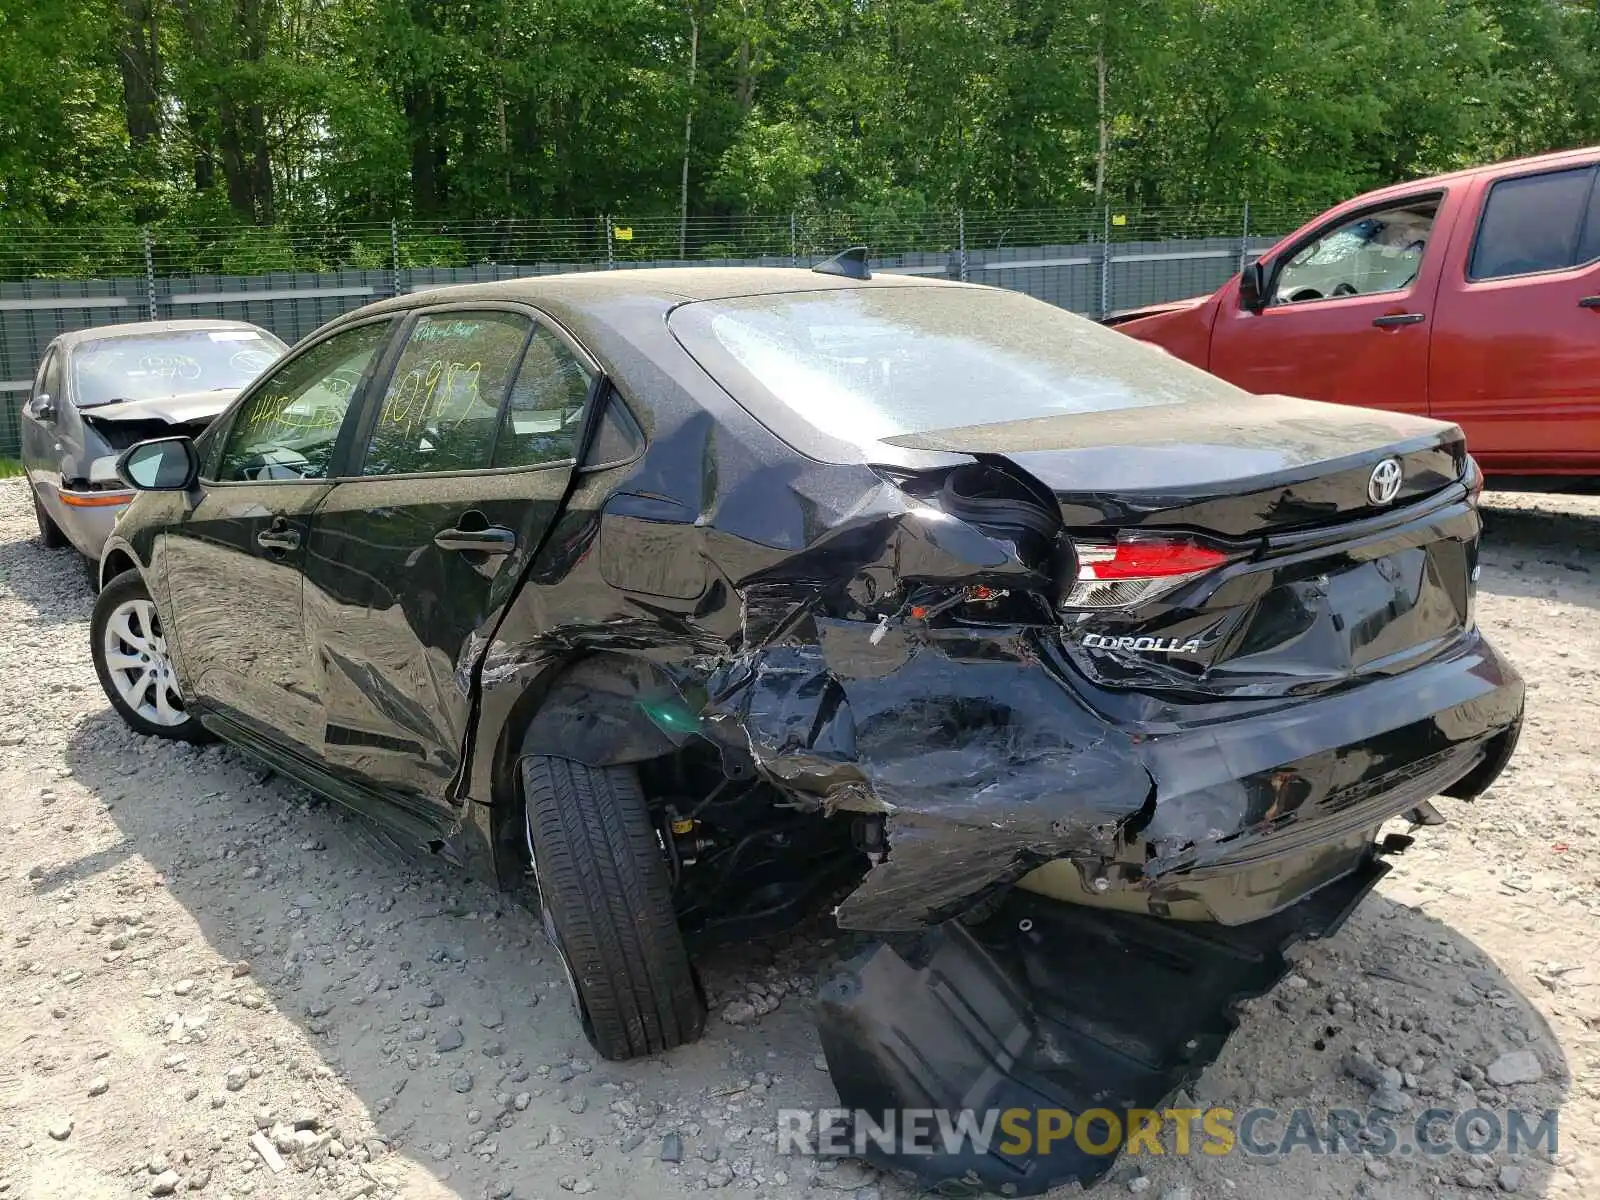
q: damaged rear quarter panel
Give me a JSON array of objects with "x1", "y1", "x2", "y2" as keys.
[
  {"x1": 460, "y1": 283, "x2": 1156, "y2": 928},
  {"x1": 707, "y1": 618, "x2": 1154, "y2": 930}
]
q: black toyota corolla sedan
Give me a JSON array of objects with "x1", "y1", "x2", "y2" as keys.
[{"x1": 91, "y1": 261, "x2": 1521, "y2": 1190}]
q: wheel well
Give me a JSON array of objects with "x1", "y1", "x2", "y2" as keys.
[
  {"x1": 485, "y1": 654, "x2": 688, "y2": 890},
  {"x1": 100, "y1": 548, "x2": 138, "y2": 587},
  {"x1": 485, "y1": 655, "x2": 863, "y2": 941}
]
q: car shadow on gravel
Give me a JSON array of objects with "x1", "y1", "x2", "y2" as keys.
[
  {"x1": 1237, "y1": 887, "x2": 1575, "y2": 1197},
  {"x1": 0, "y1": 532, "x2": 96, "y2": 627},
  {"x1": 54, "y1": 705, "x2": 1578, "y2": 1197},
  {"x1": 57, "y1": 707, "x2": 856, "y2": 1197},
  {"x1": 1482, "y1": 501, "x2": 1600, "y2": 567}
]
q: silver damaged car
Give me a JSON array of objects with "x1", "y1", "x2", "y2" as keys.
[{"x1": 22, "y1": 319, "x2": 286, "y2": 568}]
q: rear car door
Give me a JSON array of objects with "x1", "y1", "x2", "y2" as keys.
[
  {"x1": 162, "y1": 318, "x2": 395, "y2": 756},
  {"x1": 1429, "y1": 160, "x2": 1600, "y2": 472},
  {"x1": 301, "y1": 305, "x2": 597, "y2": 814},
  {"x1": 1209, "y1": 192, "x2": 1459, "y2": 417}
]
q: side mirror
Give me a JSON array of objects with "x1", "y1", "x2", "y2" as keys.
[
  {"x1": 117, "y1": 436, "x2": 200, "y2": 492},
  {"x1": 27, "y1": 392, "x2": 56, "y2": 421},
  {"x1": 1238, "y1": 260, "x2": 1268, "y2": 313}
]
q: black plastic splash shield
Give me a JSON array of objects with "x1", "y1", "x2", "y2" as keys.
[{"x1": 814, "y1": 855, "x2": 1388, "y2": 1196}]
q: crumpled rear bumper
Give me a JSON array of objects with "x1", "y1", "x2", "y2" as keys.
[{"x1": 814, "y1": 855, "x2": 1388, "y2": 1196}]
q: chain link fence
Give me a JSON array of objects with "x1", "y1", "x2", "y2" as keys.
[{"x1": 0, "y1": 202, "x2": 1327, "y2": 458}]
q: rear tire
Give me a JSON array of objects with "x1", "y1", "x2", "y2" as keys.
[
  {"x1": 33, "y1": 491, "x2": 68, "y2": 550},
  {"x1": 520, "y1": 755, "x2": 705, "y2": 1060}
]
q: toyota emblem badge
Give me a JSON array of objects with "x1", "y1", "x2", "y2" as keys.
[{"x1": 1367, "y1": 457, "x2": 1403, "y2": 506}]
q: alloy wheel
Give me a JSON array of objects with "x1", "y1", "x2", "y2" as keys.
[{"x1": 101, "y1": 598, "x2": 188, "y2": 727}]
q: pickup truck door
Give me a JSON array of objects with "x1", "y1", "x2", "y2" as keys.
[
  {"x1": 1208, "y1": 190, "x2": 1464, "y2": 418},
  {"x1": 1429, "y1": 161, "x2": 1600, "y2": 474}
]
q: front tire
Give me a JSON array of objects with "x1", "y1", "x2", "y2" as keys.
[
  {"x1": 521, "y1": 755, "x2": 705, "y2": 1060},
  {"x1": 33, "y1": 491, "x2": 68, "y2": 550},
  {"x1": 91, "y1": 571, "x2": 211, "y2": 743}
]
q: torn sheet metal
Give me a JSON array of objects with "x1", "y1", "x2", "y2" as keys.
[{"x1": 704, "y1": 619, "x2": 1153, "y2": 930}]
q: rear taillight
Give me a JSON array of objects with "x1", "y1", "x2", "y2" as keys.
[
  {"x1": 1063, "y1": 535, "x2": 1231, "y2": 610},
  {"x1": 1464, "y1": 455, "x2": 1485, "y2": 506}
]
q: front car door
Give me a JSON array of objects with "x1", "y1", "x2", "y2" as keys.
[
  {"x1": 301, "y1": 305, "x2": 597, "y2": 816},
  {"x1": 21, "y1": 346, "x2": 64, "y2": 496},
  {"x1": 1209, "y1": 191, "x2": 1462, "y2": 417},
  {"x1": 1429, "y1": 158, "x2": 1600, "y2": 473},
  {"x1": 161, "y1": 318, "x2": 395, "y2": 757}
]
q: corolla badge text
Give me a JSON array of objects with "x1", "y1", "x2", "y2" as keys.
[{"x1": 1081, "y1": 633, "x2": 1203, "y2": 655}]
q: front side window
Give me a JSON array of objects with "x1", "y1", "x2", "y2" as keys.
[
  {"x1": 1470, "y1": 166, "x2": 1598, "y2": 280},
  {"x1": 215, "y1": 321, "x2": 390, "y2": 482},
  {"x1": 361, "y1": 311, "x2": 533, "y2": 476},
  {"x1": 1272, "y1": 200, "x2": 1439, "y2": 304},
  {"x1": 71, "y1": 328, "x2": 285, "y2": 408}
]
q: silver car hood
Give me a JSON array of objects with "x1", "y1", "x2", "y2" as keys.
[{"x1": 82, "y1": 388, "x2": 239, "y2": 424}]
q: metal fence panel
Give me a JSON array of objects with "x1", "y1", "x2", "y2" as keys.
[
  {"x1": 161, "y1": 271, "x2": 393, "y2": 344},
  {"x1": 0, "y1": 210, "x2": 1309, "y2": 459},
  {"x1": 0, "y1": 278, "x2": 155, "y2": 457}
]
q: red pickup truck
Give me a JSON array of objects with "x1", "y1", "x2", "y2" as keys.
[{"x1": 1108, "y1": 146, "x2": 1600, "y2": 479}]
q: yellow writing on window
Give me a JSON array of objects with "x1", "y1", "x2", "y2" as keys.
[{"x1": 380, "y1": 359, "x2": 485, "y2": 433}]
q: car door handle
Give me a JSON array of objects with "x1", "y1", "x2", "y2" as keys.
[
  {"x1": 1580, "y1": 296, "x2": 1600, "y2": 309},
  {"x1": 433, "y1": 526, "x2": 517, "y2": 555},
  {"x1": 256, "y1": 523, "x2": 301, "y2": 553},
  {"x1": 1372, "y1": 312, "x2": 1426, "y2": 328}
]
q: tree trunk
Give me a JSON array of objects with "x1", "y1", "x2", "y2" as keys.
[
  {"x1": 736, "y1": 36, "x2": 755, "y2": 112},
  {"x1": 117, "y1": 0, "x2": 161, "y2": 148},
  {"x1": 405, "y1": 85, "x2": 446, "y2": 215},
  {"x1": 680, "y1": 6, "x2": 699, "y2": 258},
  {"x1": 217, "y1": 103, "x2": 256, "y2": 218},
  {"x1": 181, "y1": 0, "x2": 274, "y2": 221},
  {"x1": 187, "y1": 109, "x2": 215, "y2": 192},
  {"x1": 249, "y1": 104, "x2": 274, "y2": 223},
  {"x1": 1095, "y1": 39, "x2": 1108, "y2": 202}
]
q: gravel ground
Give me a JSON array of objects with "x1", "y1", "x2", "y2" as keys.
[{"x1": 1, "y1": 476, "x2": 1596, "y2": 1200}]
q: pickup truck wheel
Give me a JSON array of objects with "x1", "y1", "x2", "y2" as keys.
[
  {"x1": 520, "y1": 755, "x2": 706, "y2": 1060},
  {"x1": 33, "y1": 491, "x2": 68, "y2": 550},
  {"x1": 91, "y1": 571, "x2": 212, "y2": 743}
]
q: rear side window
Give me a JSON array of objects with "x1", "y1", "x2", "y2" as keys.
[
  {"x1": 494, "y1": 326, "x2": 594, "y2": 468},
  {"x1": 1579, "y1": 177, "x2": 1600, "y2": 266},
  {"x1": 362, "y1": 312, "x2": 533, "y2": 476},
  {"x1": 1470, "y1": 166, "x2": 1599, "y2": 280}
]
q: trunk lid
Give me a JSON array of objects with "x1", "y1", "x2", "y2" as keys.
[
  {"x1": 885, "y1": 395, "x2": 1476, "y2": 701},
  {"x1": 881, "y1": 393, "x2": 1465, "y2": 537}
]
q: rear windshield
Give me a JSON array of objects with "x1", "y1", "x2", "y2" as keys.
[
  {"x1": 668, "y1": 285, "x2": 1218, "y2": 453},
  {"x1": 72, "y1": 328, "x2": 285, "y2": 408}
]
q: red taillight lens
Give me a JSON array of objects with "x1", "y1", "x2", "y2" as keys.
[
  {"x1": 1464, "y1": 455, "x2": 1485, "y2": 506},
  {"x1": 1065, "y1": 536, "x2": 1231, "y2": 610}
]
